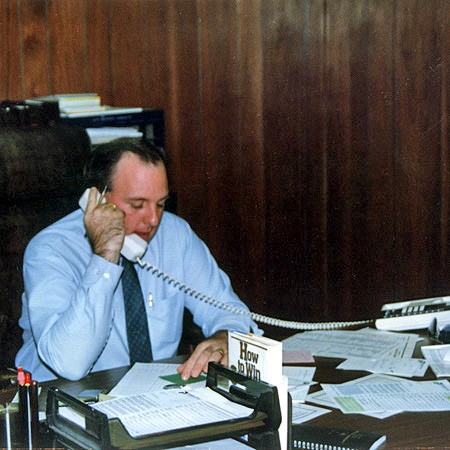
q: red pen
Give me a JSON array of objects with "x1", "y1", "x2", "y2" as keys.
[
  {"x1": 24, "y1": 372, "x2": 32, "y2": 449},
  {"x1": 17, "y1": 366, "x2": 26, "y2": 386}
]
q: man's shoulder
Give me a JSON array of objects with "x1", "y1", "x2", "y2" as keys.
[
  {"x1": 160, "y1": 211, "x2": 192, "y2": 232},
  {"x1": 27, "y1": 210, "x2": 85, "y2": 251}
]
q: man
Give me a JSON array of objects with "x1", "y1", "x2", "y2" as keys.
[{"x1": 16, "y1": 139, "x2": 258, "y2": 381}]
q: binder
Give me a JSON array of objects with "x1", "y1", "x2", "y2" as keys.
[{"x1": 46, "y1": 362, "x2": 282, "y2": 449}]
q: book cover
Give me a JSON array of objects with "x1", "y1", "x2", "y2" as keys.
[
  {"x1": 292, "y1": 425, "x2": 386, "y2": 450},
  {"x1": 228, "y1": 332, "x2": 282, "y2": 383}
]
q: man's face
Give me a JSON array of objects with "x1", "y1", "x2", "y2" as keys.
[{"x1": 106, "y1": 152, "x2": 169, "y2": 243}]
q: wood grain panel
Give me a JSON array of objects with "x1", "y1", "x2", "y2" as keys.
[
  {"x1": 47, "y1": 0, "x2": 87, "y2": 93},
  {"x1": 439, "y1": 0, "x2": 450, "y2": 290},
  {"x1": 301, "y1": 0, "x2": 329, "y2": 321},
  {"x1": 109, "y1": 0, "x2": 151, "y2": 106},
  {"x1": 85, "y1": 0, "x2": 113, "y2": 103},
  {"x1": 322, "y1": 0, "x2": 353, "y2": 319},
  {"x1": 1, "y1": 0, "x2": 450, "y2": 334},
  {"x1": 162, "y1": 1, "x2": 206, "y2": 238},
  {"x1": 261, "y1": 0, "x2": 304, "y2": 318},
  {"x1": 359, "y1": 0, "x2": 396, "y2": 316},
  {"x1": 395, "y1": 0, "x2": 445, "y2": 299},
  {"x1": 235, "y1": 0, "x2": 266, "y2": 306},
  {"x1": 19, "y1": 0, "x2": 50, "y2": 98},
  {"x1": 145, "y1": 0, "x2": 170, "y2": 110},
  {"x1": 0, "y1": 0, "x2": 22, "y2": 99},
  {"x1": 197, "y1": 0, "x2": 242, "y2": 280}
]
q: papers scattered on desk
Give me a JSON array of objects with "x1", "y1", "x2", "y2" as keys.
[
  {"x1": 336, "y1": 356, "x2": 429, "y2": 378},
  {"x1": 108, "y1": 363, "x2": 205, "y2": 397},
  {"x1": 321, "y1": 378, "x2": 450, "y2": 414},
  {"x1": 307, "y1": 374, "x2": 404, "y2": 419},
  {"x1": 283, "y1": 327, "x2": 418, "y2": 359},
  {"x1": 291, "y1": 403, "x2": 331, "y2": 424},
  {"x1": 283, "y1": 366, "x2": 316, "y2": 403},
  {"x1": 421, "y1": 343, "x2": 450, "y2": 377},
  {"x1": 92, "y1": 387, "x2": 253, "y2": 439},
  {"x1": 170, "y1": 438, "x2": 254, "y2": 449}
]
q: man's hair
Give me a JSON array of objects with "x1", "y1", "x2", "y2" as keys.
[{"x1": 84, "y1": 138, "x2": 167, "y2": 191}]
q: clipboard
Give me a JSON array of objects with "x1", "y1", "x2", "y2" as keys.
[{"x1": 46, "y1": 362, "x2": 282, "y2": 449}]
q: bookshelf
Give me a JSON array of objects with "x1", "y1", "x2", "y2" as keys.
[{"x1": 25, "y1": 94, "x2": 165, "y2": 149}]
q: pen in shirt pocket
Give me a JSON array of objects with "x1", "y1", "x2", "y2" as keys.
[{"x1": 148, "y1": 292, "x2": 153, "y2": 309}]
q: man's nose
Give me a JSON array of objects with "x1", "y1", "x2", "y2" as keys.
[{"x1": 143, "y1": 204, "x2": 160, "y2": 226}]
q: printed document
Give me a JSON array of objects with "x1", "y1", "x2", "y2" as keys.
[
  {"x1": 321, "y1": 378, "x2": 450, "y2": 413},
  {"x1": 283, "y1": 328, "x2": 418, "y2": 359},
  {"x1": 291, "y1": 403, "x2": 331, "y2": 424},
  {"x1": 336, "y1": 356, "x2": 429, "y2": 378},
  {"x1": 421, "y1": 344, "x2": 450, "y2": 377},
  {"x1": 307, "y1": 373, "x2": 404, "y2": 419},
  {"x1": 283, "y1": 366, "x2": 316, "y2": 403},
  {"x1": 108, "y1": 363, "x2": 205, "y2": 396},
  {"x1": 93, "y1": 387, "x2": 253, "y2": 438}
]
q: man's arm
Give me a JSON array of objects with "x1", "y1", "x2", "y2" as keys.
[{"x1": 22, "y1": 188, "x2": 127, "y2": 380}]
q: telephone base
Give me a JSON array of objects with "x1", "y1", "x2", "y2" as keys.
[{"x1": 375, "y1": 296, "x2": 450, "y2": 331}]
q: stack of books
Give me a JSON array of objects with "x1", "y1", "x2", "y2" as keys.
[
  {"x1": 25, "y1": 93, "x2": 164, "y2": 146},
  {"x1": 26, "y1": 93, "x2": 143, "y2": 118}
]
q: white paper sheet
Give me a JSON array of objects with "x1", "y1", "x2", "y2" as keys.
[
  {"x1": 291, "y1": 403, "x2": 331, "y2": 424},
  {"x1": 336, "y1": 356, "x2": 429, "y2": 378},
  {"x1": 282, "y1": 366, "x2": 316, "y2": 403},
  {"x1": 421, "y1": 344, "x2": 450, "y2": 377},
  {"x1": 108, "y1": 363, "x2": 205, "y2": 396},
  {"x1": 306, "y1": 373, "x2": 404, "y2": 419},
  {"x1": 283, "y1": 328, "x2": 418, "y2": 360},
  {"x1": 92, "y1": 387, "x2": 253, "y2": 438},
  {"x1": 321, "y1": 378, "x2": 450, "y2": 413}
]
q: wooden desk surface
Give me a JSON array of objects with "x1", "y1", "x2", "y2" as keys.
[
  {"x1": 2, "y1": 338, "x2": 449, "y2": 449},
  {"x1": 292, "y1": 335, "x2": 450, "y2": 449}
]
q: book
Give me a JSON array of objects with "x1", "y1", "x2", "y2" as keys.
[
  {"x1": 25, "y1": 93, "x2": 142, "y2": 119},
  {"x1": 228, "y1": 332, "x2": 288, "y2": 450},
  {"x1": 85, "y1": 126, "x2": 143, "y2": 145},
  {"x1": 59, "y1": 105, "x2": 143, "y2": 118},
  {"x1": 26, "y1": 93, "x2": 101, "y2": 109},
  {"x1": 292, "y1": 425, "x2": 386, "y2": 450}
]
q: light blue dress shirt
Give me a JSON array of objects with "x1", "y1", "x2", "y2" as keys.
[{"x1": 16, "y1": 209, "x2": 258, "y2": 381}]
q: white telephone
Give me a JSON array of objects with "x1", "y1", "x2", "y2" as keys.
[{"x1": 78, "y1": 188, "x2": 148, "y2": 261}]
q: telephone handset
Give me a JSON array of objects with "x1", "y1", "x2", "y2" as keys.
[
  {"x1": 78, "y1": 188, "x2": 148, "y2": 261},
  {"x1": 78, "y1": 188, "x2": 373, "y2": 331}
]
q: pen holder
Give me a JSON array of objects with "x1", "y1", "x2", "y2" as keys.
[{"x1": 0, "y1": 403, "x2": 24, "y2": 449}]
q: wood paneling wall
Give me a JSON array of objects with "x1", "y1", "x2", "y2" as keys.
[{"x1": 1, "y1": 0, "x2": 449, "y2": 334}]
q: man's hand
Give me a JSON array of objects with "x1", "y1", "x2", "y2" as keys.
[
  {"x1": 83, "y1": 187, "x2": 125, "y2": 264},
  {"x1": 177, "y1": 330, "x2": 228, "y2": 380}
]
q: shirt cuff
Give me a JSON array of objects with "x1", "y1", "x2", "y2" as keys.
[{"x1": 83, "y1": 254, "x2": 123, "y2": 286}]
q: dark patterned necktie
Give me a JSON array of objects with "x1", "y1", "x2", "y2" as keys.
[{"x1": 121, "y1": 258, "x2": 153, "y2": 363}]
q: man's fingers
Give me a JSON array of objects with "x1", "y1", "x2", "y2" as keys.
[
  {"x1": 178, "y1": 345, "x2": 226, "y2": 380},
  {"x1": 84, "y1": 187, "x2": 100, "y2": 213}
]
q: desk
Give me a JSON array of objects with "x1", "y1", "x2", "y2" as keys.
[
  {"x1": 1, "y1": 338, "x2": 449, "y2": 449},
  {"x1": 292, "y1": 335, "x2": 450, "y2": 449}
]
